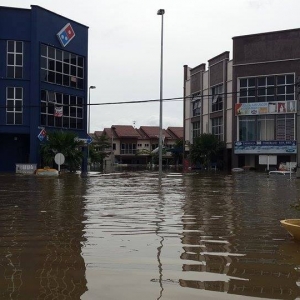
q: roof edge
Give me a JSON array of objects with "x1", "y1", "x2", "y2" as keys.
[{"x1": 31, "y1": 5, "x2": 89, "y2": 28}]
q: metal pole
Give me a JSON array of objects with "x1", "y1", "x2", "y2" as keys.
[
  {"x1": 86, "y1": 87, "x2": 91, "y2": 172},
  {"x1": 157, "y1": 9, "x2": 165, "y2": 179},
  {"x1": 111, "y1": 129, "x2": 114, "y2": 171},
  {"x1": 88, "y1": 87, "x2": 91, "y2": 134},
  {"x1": 87, "y1": 87, "x2": 91, "y2": 171},
  {"x1": 297, "y1": 78, "x2": 300, "y2": 178},
  {"x1": 87, "y1": 86, "x2": 96, "y2": 172}
]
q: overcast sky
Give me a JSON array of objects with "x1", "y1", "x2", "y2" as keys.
[{"x1": 4, "y1": 0, "x2": 300, "y2": 131}]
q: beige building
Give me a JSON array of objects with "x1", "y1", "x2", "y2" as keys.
[
  {"x1": 184, "y1": 52, "x2": 233, "y2": 169},
  {"x1": 94, "y1": 125, "x2": 183, "y2": 166}
]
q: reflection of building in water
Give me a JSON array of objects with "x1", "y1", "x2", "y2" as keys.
[
  {"x1": 0, "y1": 176, "x2": 88, "y2": 298},
  {"x1": 180, "y1": 175, "x2": 300, "y2": 299}
]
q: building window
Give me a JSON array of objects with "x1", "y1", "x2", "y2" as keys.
[
  {"x1": 137, "y1": 143, "x2": 142, "y2": 147},
  {"x1": 239, "y1": 114, "x2": 295, "y2": 141},
  {"x1": 239, "y1": 116, "x2": 256, "y2": 141},
  {"x1": 257, "y1": 115, "x2": 275, "y2": 140},
  {"x1": 239, "y1": 74, "x2": 294, "y2": 103},
  {"x1": 192, "y1": 121, "x2": 200, "y2": 140},
  {"x1": 257, "y1": 76, "x2": 275, "y2": 102},
  {"x1": 211, "y1": 84, "x2": 223, "y2": 112},
  {"x1": 239, "y1": 78, "x2": 256, "y2": 103},
  {"x1": 6, "y1": 87, "x2": 23, "y2": 125},
  {"x1": 145, "y1": 144, "x2": 149, "y2": 147},
  {"x1": 7, "y1": 41, "x2": 23, "y2": 79},
  {"x1": 276, "y1": 114, "x2": 295, "y2": 140},
  {"x1": 211, "y1": 117, "x2": 223, "y2": 140},
  {"x1": 121, "y1": 144, "x2": 136, "y2": 154},
  {"x1": 192, "y1": 94, "x2": 201, "y2": 117},
  {"x1": 40, "y1": 90, "x2": 83, "y2": 129},
  {"x1": 276, "y1": 75, "x2": 294, "y2": 101},
  {"x1": 40, "y1": 44, "x2": 84, "y2": 89}
]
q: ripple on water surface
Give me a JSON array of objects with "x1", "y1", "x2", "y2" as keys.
[{"x1": 1, "y1": 172, "x2": 300, "y2": 299}]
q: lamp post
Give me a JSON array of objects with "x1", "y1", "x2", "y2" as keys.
[
  {"x1": 111, "y1": 126, "x2": 116, "y2": 172},
  {"x1": 88, "y1": 86, "x2": 96, "y2": 135},
  {"x1": 157, "y1": 9, "x2": 165, "y2": 179},
  {"x1": 88, "y1": 86, "x2": 96, "y2": 170}
]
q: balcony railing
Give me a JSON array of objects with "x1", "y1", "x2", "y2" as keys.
[{"x1": 120, "y1": 149, "x2": 137, "y2": 155}]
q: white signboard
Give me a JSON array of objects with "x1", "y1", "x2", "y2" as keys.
[
  {"x1": 259, "y1": 155, "x2": 277, "y2": 165},
  {"x1": 54, "y1": 153, "x2": 65, "y2": 173}
]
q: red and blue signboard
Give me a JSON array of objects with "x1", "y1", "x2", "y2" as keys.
[
  {"x1": 37, "y1": 129, "x2": 47, "y2": 141},
  {"x1": 57, "y1": 23, "x2": 75, "y2": 47}
]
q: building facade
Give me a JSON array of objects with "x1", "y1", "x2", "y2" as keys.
[
  {"x1": 184, "y1": 52, "x2": 233, "y2": 170},
  {"x1": 232, "y1": 29, "x2": 299, "y2": 171},
  {"x1": 0, "y1": 6, "x2": 88, "y2": 172},
  {"x1": 184, "y1": 28, "x2": 300, "y2": 171},
  {"x1": 96, "y1": 125, "x2": 183, "y2": 165}
]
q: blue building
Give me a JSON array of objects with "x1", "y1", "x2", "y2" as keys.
[{"x1": 0, "y1": 5, "x2": 89, "y2": 172}]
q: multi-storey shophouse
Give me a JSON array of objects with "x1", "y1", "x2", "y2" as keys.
[
  {"x1": 184, "y1": 52, "x2": 233, "y2": 170},
  {"x1": 184, "y1": 28, "x2": 300, "y2": 171}
]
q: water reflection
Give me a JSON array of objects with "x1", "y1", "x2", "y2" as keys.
[
  {"x1": 155, "y1": 182, "x2": 165, "y2": 300},
  {"x1": 2, "y1": 171, "x2": 300, "y2": 299},
  {"x1": 0, "y1": 174, "x2": 87, "y2": 299},
  {"x1": 180, "y1": 173, "x2": 300, "y2": 299}
]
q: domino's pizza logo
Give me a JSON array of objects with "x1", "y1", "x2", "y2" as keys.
[{"x1": 57, "y1": 23, "x2": 75, "y2": 47}]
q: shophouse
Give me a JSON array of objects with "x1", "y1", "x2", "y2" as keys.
[
  {"x1": 184, "y1": 28, "x2": 300, "y2": 171},
  {"x1": 183, "y1": 52, "x2": 233, "y2": 170},
  {"x1": 232, "y1": 29, "x2": 299, "y2": 171},
  {"x1": 0, "y1": 5, "x2": 88, "y2": 172}
]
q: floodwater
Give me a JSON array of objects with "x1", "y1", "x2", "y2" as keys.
[{"x1": 1, "y1": 171, "x2": 300, "y2": 300}]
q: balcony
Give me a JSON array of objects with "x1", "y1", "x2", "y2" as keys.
[{"x1": 120, "y1": 149, "x2": 137, "y2": 155}]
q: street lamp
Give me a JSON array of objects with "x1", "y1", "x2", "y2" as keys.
[
  {"x1": 88, "y1": 86, "x2": 96, "y2": 135},
  {"x1": 157, "y1": 9, "x2": 165, "y2": 179},
  {"x1": 87, "y1": 86, "x2": 96, "y2": 171}
]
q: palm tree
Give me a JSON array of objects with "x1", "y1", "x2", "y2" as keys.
[{"x1": 40, "y1": 130, "x2": 84, "y2": 172}]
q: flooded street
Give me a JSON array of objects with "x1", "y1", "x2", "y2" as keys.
[{"x1": 1, "y1": 171, "x2": 300, "y2": 299}]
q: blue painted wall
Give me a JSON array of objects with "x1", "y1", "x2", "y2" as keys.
[{"x1": 0, "y1": 6, "x2": 89, "y2": 172}]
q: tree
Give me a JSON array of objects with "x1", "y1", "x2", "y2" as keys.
[
  {"x1": 189, "y1": 133, "x2": 225, "y2": 169},
  {"x1": 40, "y1": 131, "x2": 84, "y2": 171},
  {"x1": 170, "y1": 139, "x2": 183, "y2": 166},
  {"x1": 89, "y1": 134, "x2": 111, "y2": 166}
]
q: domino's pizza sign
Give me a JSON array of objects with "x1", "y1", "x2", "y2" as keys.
[{"x1": 57, "y1": 23, "x2": 75, "y2": 47}]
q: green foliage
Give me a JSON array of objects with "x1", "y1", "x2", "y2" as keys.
[
  {"x1": 89, "y1": 134, "x2": 111, "y2": 165},
  {"x1": 40, "y1": 131, "x2": 84, "y2": 171},
  {"x1": 171, "y1": 139, "x2": 183, "y2": 165},
  {"x1": 189, "y1": 133, "x2": 225, "y2": 169}
]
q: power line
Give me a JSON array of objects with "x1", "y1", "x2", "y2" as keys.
[{"x1": 0, "y1": 82, "x2": 298, "y2": 109}]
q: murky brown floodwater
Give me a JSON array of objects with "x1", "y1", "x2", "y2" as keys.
[{"x1": 1, "y1": 171, "x2": 300, "y2": 300}]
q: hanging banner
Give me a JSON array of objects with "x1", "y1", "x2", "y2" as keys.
[
  {"x1": 54, "y1": 106, "x2": 63, "y2": 117},
  {"x1": 235, "y1": 100, "x2": 296, "y2": 116}
]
